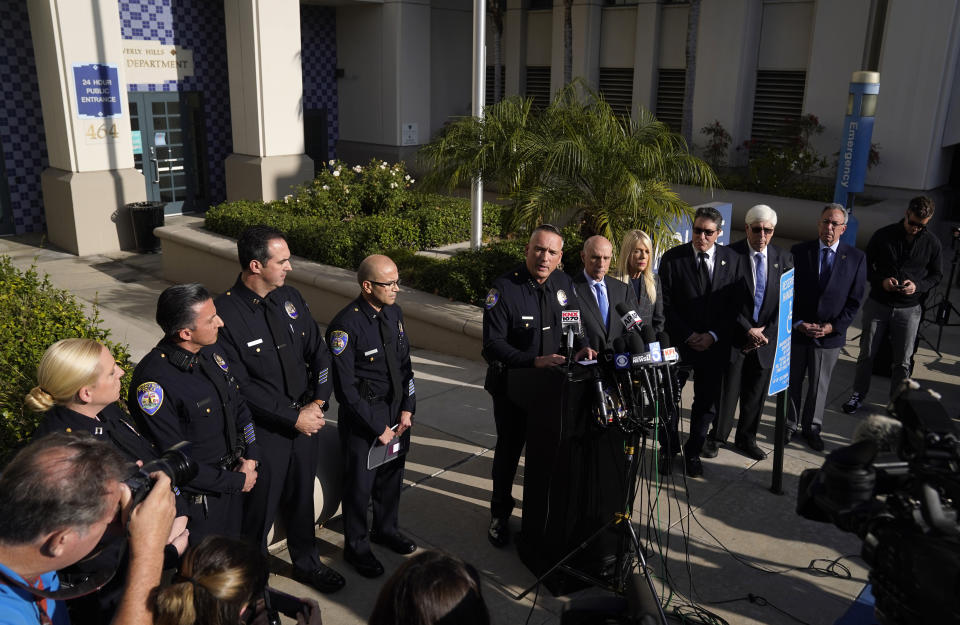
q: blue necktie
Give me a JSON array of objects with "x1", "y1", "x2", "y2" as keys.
[
  {"x1": 594, "y1": 282, "x2": 609, "y2": 329},
  {"x1": 819, "y1": 248, "x2": 834, "y2": 291},
  {"x1": 753, "y1": 252, "x2": 765, "y2": 321}
]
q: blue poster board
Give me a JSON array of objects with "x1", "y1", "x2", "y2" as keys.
[
  {"x1": 73, "y1": 63, "x2": 122, "y2": 119},
  {"x1": 768, "y1": 268, "x2": 794, "y2": 395}
]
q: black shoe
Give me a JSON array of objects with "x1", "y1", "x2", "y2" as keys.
[
  {"x1": 842, "y1": 392, "x2": 864, "y2": 414},
  {"x1": 370, "y1": 531, "x2": 417, "y2": 554},
  {"x1": 685, "y1": 456, "x2": 704, "y2": 478},
  {"x1": 488, "y1": 517, "x2": 510, "y2": 548},
  {"x1": 701, "y1": 439, "x2": 719, "y2": 458},
  {"x1": 344, "y1": 549, "x2": 385, "y2": 578},
  {"x1": 783, "y1": 429, "x2": 797, "y2": 445},
  {"x1": 292, "y1": 563, "x2": 346, "y2": 593},
  {"x1": 656, "y1": 450, "x2": 674, "y2": 475},
  {"x1": 803, "y1": 429, "x2": 825, "y2": 452},
  {"x1": 735, "y1": 441, "x2": 766, "y2": 461}
]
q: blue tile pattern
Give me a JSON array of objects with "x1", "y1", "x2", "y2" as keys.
[
  {"x1": 0, "y1": 1, "x2": 48, "y2": 233},
  {"x1": 301, "y1": 4, "x2": 339, "y2": 161}
]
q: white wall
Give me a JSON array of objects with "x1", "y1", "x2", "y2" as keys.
[
  {"x1": 599, "y1": 6, "x2": 636, "y2": 69},
  {"x1": 757, "y1": 0, "x2": 813, "y2": 70},
  {"x1": 337, "y1": 5, "x2": 386, "y2": 145}
]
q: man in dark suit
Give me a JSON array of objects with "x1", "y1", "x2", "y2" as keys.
[
  {"x1": 659, "y1": 205, "x2": 743, "y2": 477},
  {"x1": 789, "y1": 204, "x2": 867, "y2": 451},
  {"x1": 572, "y1": 235, "x2": 639, "y2": 351},
  {"x1": 710, "y1": 205, "x2": 792, "y2": 461}
]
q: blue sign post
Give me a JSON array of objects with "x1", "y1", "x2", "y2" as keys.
[
  {"x1": 73, "y1": 63, "x2": 122, "y2": 119},
  {"x1": 768, "y1": 268, "x2": 793, "y2": 495},
  {"x1": 834, "y1": 71, "x2": 880, "y2": 247}
]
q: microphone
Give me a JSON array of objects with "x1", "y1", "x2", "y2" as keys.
[
  {"x1": 613, "y1": 337, "x2": 635, "y2": 415},
  {"x1": 657, "y1": 331, "x2": 682, "y2": 408},
  {"x1": 561, "y1": 309, "x2": 582, "y2": 359},
  {"x1": 615, "y1": 302, "x2": 644, "y2": 339},
  {"x1": 641, "y1": 325, "x2": 661, "y2": 364},
  {"x1": 852, "y1": 414, "x2": 903, "y2": 452}
]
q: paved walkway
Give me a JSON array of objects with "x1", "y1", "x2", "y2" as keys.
[{"x1": 1, "y1": 226, "x2": 958, "y2": 625}]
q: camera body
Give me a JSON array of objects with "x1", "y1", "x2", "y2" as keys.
[{"x1": 797, "y1": 383, "x2": 960, "y2": 624}]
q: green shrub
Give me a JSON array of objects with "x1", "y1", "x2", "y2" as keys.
[{"x1": 0, "y1": 257, "x2": 133, "y2": 462}]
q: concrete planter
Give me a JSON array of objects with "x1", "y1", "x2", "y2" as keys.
[{"x1": 155, "y1": 219, "x2": 484, "y2": 361}]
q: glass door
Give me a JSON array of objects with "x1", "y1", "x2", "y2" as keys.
[{"x1": 129, "y1": 92, "x2": 198, "y2": 215}]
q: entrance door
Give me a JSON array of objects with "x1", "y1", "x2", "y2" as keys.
[{"x1": 129, "y1": 92, "x2": 202, "y2": 215}]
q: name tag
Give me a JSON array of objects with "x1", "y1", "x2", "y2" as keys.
[
  {"x1": 364, "y1": 348, "x2": 379, "y2": 356},
  {"x1": 521, "y1": 315, "x2": 534, "y2": 320},
  {"x1": 247, "y1": 338, "x2": 263, "y2": 347},
  {"x1": 542, "y1": 326, "x2": 551, "y2": 331}
]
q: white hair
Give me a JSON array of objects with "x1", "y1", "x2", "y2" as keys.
[{"x1": 745, "y1": 204, "x2": 778, "y2": 227}]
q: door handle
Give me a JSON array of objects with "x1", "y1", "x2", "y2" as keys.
[{"x1": 151, "y1": 155, "x2": 159, "y2": 183}]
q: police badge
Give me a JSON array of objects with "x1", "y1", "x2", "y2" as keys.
[
  {"x1": 284, "y1": 301, "x2": 299, "y2": 319},
  {"x1": 330, "y1": 330, "x2": 349, "y2": 356},
  {"x1": 213, "y1": 353, "x2": 229, "y2": 371},
  {"x1": 556, "y1": 289, "x2": 568, "y2": 306},
  {"x1": 137, "y1": 382, "x2": 164, "y2": 416}
]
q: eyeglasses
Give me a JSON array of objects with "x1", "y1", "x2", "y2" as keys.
[
  {"x1": 369, "y1": 279, "x2": 401, "y2": 288},
  {"x1": 906, "y1": 217, "x2": 927, "y2": 230},
  {"x1": 821, "y1": 219, "x2": 845, "y2": 228},
  {"x1": 750, "y1": 226, "x2": 774, "y2": 235},
  {"x1": 692, "y1": 227, "x2": 717, "y2": 237}
]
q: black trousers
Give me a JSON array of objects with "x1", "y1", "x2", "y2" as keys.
[
  {"x1": 242, "y1": 425, "x2": 321, "y2": 572},
  {"x1": 186, "y1": 489, "x2": 243, "y2": 546},
  {"x1": 666, "y1": 345, "x2": 725, "y2": 457},
  {"x1": 339, "y1": 405, "x2": 407, "y2": 556},
  {"x1": 490, "y1": 390, "x2": 526, "y2": 521},
  {"x1": 716, "y1": 350, "x2": 772, "y2": 445}
]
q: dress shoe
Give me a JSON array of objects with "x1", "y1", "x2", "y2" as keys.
[
  {"x1": 684, "y1": 456, "x2": 703, "y2": 478},
  {"x1": 842, "y1": 392, "x2": 864, "y2": 414},
  {"x1": 783, "y1": 429, "x2": 797, "y2": 445},
  {"x1": 656, "y1": 450, "x2": 674, "y2": 475},
  {"x1": 735, "y1": 441, "x2": 766, "y2": 461},
  {"x1": 292, "y1": 563, "x2": 346, "y2": 593},
  {"x1": 370, "y1": 531, "x2": 417, "y2": 554},
  {"x1": 701, "y1": 439, "x2": 720, "y2": 458},
  {"x1": 803, "y1": 429, "x2": 825, "y2": 452},
  {"x1": 344, "y1": 549, "x2": 385, "y2": 578},
  {"x1": 488, "y1": 517, "x2": 510, "y2": 548}
]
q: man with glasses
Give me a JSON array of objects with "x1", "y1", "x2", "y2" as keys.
[
  {"x1": 481, "y1": 224, "x2": 594, "y2": 546},
  {"x1": 843, "y1": 196, "x2": 942, "y2": 415},
  {"x1": 214, "y1": 225, "x2": 346, "y2": 593},
  {"x1": 789, "y1": 204, "x2": 866, "y2": 450},
  {"x1": 659, "y1": 206, "x2": 743, "y2": 477},
  {"x1": 327, "y1": 254, "x2": 416, "y2": 578},
  {"x1": 709, "y1": 205, "x2": 792, "y2": 462}
]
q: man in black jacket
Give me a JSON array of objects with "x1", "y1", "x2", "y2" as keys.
[
  {"x1": 659, "y1": 206, "x2": 743, "y2": 477},
  {"x1": 572, "y1": 235, "x2": 639, "y2": 351},
  {"x1": 843, "y1": 196, "x2": 942, "y2": 414},
  {"x1": 711, "y1": 205, "x2": 792, "y2": 461}
]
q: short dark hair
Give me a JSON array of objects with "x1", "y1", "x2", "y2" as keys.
[
  {"x1": 156, "y1": 283, "x2": 212, "y2": 337},
  {"x1": 237, "y1": 225, "x2": 287, "y2": 270},
  {"x1": 694, "y1": 205, "x2": 723, "y2": 230},
  {"x1": 0, "y1": 432, "x2": 128, "y2": 544},
  {"x1": 908, "y1": 196, "x2": 935, "y2": 219}
]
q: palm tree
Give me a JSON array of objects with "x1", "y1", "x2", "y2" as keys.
[{"x1": 419, "y1": 82, "x2": 717, "y2": 250}]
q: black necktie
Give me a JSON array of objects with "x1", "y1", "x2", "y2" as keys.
[
  {"x1": 536, "y1": 284, "x2": 549, "y2": 356},
  {"x1": 698, "y1": 252, "x2": 712, "y2": 293},
  {"x1": 263, "y1": 297, "x2": 302, "y2": 400},
  {"x1": 377, "y1": 312, "x2": 403, "y2": 406}
]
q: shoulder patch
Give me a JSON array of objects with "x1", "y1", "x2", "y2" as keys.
[
  {"x1": 330, "y1": 330, "x2": 349, "y2": 356},
  {"x1": 556, "y1": 289, "x2": 568, "y2": 306},
  {"x1": 284, "y1": 300, "x2": 299, "y2": 319},
  {"x1": 485, "y1": 288, "x2": 500, "y2": 310},
  {"x1": 136, "y1": 382, "x2": 164, "y2": 416},
  {"x1": 213, "y1": 353, "x2": 229, "y2": 371}
]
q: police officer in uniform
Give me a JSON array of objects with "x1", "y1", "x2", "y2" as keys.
[
  {"x1": 327, "y1": 254, "x2": 417, "y2": 579},
  {"x1": 214, "y1": 225, "x2": 345, "y2": 593},
  {"x1": 128, "y1": 283, "x2": 260, "y2": 545},
  {"x1": 482, "y1": 224, "x2": 594, "y2": 547}
]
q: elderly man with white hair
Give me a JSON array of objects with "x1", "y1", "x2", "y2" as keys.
[{"x1": 705, "y1": 204, "x2": 793, "y2": 462}]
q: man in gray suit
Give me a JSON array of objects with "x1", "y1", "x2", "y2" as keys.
[{"x1": 573, "y1": 235, "x2": 639, "y2": 351}]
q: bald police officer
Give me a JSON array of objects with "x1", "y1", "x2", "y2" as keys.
[{"x1": 327, "y1": 254, "x2": 416, "y2": 579}]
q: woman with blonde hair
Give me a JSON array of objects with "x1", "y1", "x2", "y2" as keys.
[
  {"x1": 25, "y1": 338, "x2": 189, "y2": 625},
  {"x1": 615, "y1": 230, "x2": 665, "y2": 334}
]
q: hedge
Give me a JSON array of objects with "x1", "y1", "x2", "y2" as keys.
[{"x1": 0, "y1": 257, "x2": 133, "y2": 463}]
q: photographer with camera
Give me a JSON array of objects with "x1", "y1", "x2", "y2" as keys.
[
  {"x1": 129, "y1": 284, "x2": 260, "y2": 544},
  {"x1": 0, "y1": 432, "x2": 176, "y2": 625},
  {"x1": 154, "y1": 536, "x2": 321, "y2": 625}
]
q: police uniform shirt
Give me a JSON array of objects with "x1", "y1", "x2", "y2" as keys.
[
  {"x1": 127, "y1": 339, "x2": 259, "y2": 495},
  {"x1": 327, "y1": 296, "x2": 416, "y2": 438},
  {"x1": 214, "y1": 277, "x2": 332, "y2": 429},
  {"x1": 34, "y1": 403, "x2": 160, "y2": 465},
  {"x1": 482, "y1": 263, "x2": 582, "y2": 367}
]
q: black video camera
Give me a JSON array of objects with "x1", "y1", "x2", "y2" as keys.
[
  {"x1": 796, "y1": 382, "x2": 960, "y2": 625},
  {"x1": 124, "y1": 440, "x2": 199, "y2": 508}
]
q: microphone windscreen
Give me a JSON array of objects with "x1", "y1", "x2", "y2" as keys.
[
  {"x1": 614, "y1": 301, "x2": 631, "y2": 317},
  {"x1": 656, "y1": 331, "x2": 671, "y2": 348},
  {"x1": 641, "y1": 324, "x2": 657, "y2": 344},
  {"x1": 852, "y1": 414, "x2": 902, "y2": 452},
  {"x1": 628, "y1": 332, "x2": 645, "y2": 354},
  {"x1": 612, "y1": 337, "x2": 627, "y2": 353}
]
